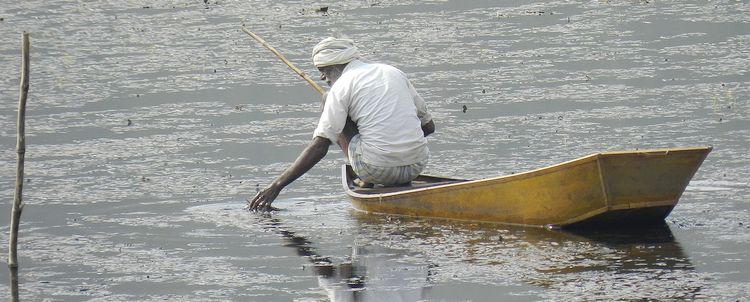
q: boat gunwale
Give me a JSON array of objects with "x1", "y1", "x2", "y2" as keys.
[
  {"x1": 343, "y1": 154, "x2": 599, "y2": 199},
  {"x1": 343, "y1": 146, "x2": 713, "y2": 200}
]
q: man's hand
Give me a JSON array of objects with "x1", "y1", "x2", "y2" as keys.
[
  {"x1": 244, "y1": 137, "x2": 332, "y2": 212},
  {"x1": 246, "y1": 183, "x2": 282, "y2": 212}
]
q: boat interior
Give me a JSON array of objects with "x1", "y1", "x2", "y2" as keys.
[{"x1": 345, "y1": 165, "x2": 467, "y2": 194}]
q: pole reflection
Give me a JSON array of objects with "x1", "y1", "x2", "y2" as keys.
[{"x1": 9, "y1": 266, "x2": 19, "y2": 302}]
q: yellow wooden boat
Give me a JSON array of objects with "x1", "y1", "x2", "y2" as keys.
[{"x1": 342, "y1": 146, "x2": 712, "y2": 228}]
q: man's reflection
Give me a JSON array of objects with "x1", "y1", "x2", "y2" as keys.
[{"x1": 265, "y1": 217, "x2": 433, "y2": 302}]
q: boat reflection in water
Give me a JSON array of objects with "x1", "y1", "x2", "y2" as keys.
[
  {"x1": 532, "y1": 222, "x2": 700, "y2": 300},
  {"x1": 348, "y1": 212, "x2": 699, "y2": 300},
  {"x1": 563, "y1": 222, "x2": 694, "y2": 272}
]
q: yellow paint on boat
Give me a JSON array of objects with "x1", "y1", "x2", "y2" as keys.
[{"x1": 343, "y1": 146, "x2": 712, "y2": 228}]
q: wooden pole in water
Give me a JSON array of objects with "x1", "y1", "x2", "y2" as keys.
[
  {"x1": 9, "y1": 32, "x2": 30, "y2": 269},
  {"x1": 240, "y1": 26, "x2": 325, "y2": 96}
]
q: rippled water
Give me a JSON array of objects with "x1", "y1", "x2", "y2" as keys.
[{"x1": 0, "y1": 0, "x2": 748, "y2": 301}]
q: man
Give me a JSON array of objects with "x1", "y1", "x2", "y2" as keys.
[{"x1": 247, "y1": 37, "x2": 435, "y2": 212}]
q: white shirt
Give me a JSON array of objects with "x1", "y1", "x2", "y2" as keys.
[{"x1": 313, "y1": 60, "x2": 432, "y2": 167}]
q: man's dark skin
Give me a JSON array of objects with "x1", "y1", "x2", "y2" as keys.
[{"x1": 247, "y1": 63, "x2": 435, "y2": 212}]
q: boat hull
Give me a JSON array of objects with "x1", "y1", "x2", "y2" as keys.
[{"x1": 343, "y1": 147, "x2": 712, "y2": 228}]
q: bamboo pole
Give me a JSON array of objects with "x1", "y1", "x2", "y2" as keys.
[
  {"x1": 240, "y1": 26, "x2": 325, "y2": 96},
  {"x1": 9, "y1": 32, "x2": 30, "y2": 269}
]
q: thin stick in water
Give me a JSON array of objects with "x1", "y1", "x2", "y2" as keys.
[{"x1": 9, "y1": 32, "x2": 30, "y2": 269}]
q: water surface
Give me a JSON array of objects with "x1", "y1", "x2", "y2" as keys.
[{"x1": 0, "y1": 0, "x2": 748, "y2": 301}]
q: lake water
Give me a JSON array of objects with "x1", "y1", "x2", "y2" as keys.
[{"x1": 0, "y1": 0, "x2": 748, "y2": 301}]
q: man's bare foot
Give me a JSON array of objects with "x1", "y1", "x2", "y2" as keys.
[{"x1": 353, "y1": 178, "x2": 374, "y2": 188}]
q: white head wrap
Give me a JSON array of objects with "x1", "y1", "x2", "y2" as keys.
[{"x1": 312, "y1": 37, "x2": 360, "y2": 68}]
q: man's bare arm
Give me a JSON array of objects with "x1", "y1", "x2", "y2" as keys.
[{"x1": 247, "y1": 136, "x2": 331, "y2": 211}]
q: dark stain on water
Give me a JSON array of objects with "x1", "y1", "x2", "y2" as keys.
[{"x1": 1, "y1": 0, "x2": 749, "y2": 301}]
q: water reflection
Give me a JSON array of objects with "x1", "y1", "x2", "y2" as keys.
[
  {"x1": 565, "y1": 222, "x2": 694, "y2": 272},
  {"x1": 261, "y1": 216, "x2": 433, "y2": 302},
  {"x1": 317, "y1": 245, "x2": 434, "y2": 302},
  {"x1": 541, "y1": 222, "x2": 695, "y2": 275},
  {"x1": 541, "y1": 223, "x2": 700, "y2": 300},
  {"x1": 349, "y1": 212, "x2": 699, "y2": 300},
  {"x1": 265, "y1": 209, "x2": 698, "y2": 301},
  {"x1": 8, "y1": 267, "x2": 19, "y2": 302}
]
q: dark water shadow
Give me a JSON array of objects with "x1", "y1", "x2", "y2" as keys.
[
  {"x1": 565, "y1": 221, "x2": 679, "y2": 245},
  {"x1": 259, "y1": 215, "x2": 341, "y2": 276}
]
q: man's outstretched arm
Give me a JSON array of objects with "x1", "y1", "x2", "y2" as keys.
[{"x1": 247, "y1": 136, "x2": 331, "y2": 211}]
